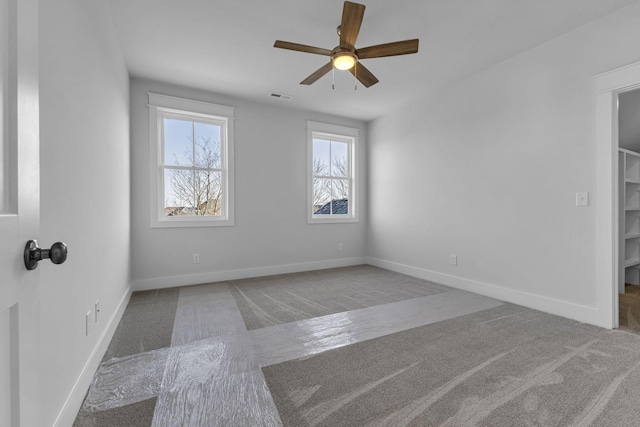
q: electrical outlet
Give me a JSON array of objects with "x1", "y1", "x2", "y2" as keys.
[
  {"x1": 85, "y1": 311, "x2": 92, "y2": 336},
  {"x1": 450, "y1": 255, "x2": 458, "y2": 266},
  {"x1": 95, "y1": 300, "x2": 100, "y2": 323},
  {"x1": 193, "y1": 253, "x2": 200, "y2": 264},
  {"x1": 338, "y1": 243, "x2": 343, "y2": 251}
]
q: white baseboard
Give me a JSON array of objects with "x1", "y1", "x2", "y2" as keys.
[
  {"x1": 131, "y1": 257, "x2": 367, "y2": 291},
  {"x1": 365, "y1": 257, "x2": 607, "y2": 328},
  {"x1": 53, "y1": 286, "x2": 132, "y2": 427}
]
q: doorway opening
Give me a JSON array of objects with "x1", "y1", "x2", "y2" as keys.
[
  {"x1": 595, "y1": 61, "x2": 640, "y2": 330},
  {"x1": 617, "y1": 87, "x2": 640, "y2": 332}
]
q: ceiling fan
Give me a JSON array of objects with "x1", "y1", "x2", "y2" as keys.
[{"x1": 274, "y1": 1, "x2": 419, "y2": 88}]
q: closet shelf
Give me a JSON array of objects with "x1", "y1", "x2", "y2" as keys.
[
  {"x1": 625, "y1": 258, "x2": 640, "y2": 268},
  {"x1": 620, "y1": 149, "x2": 640, "y2": 289}
]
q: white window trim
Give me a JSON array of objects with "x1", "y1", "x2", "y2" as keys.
[
  {"x1": 148, "y1": 93, "x2": 235, "y2": 228},
  {"x1": 307, "y1": 120, "x2": 359, "y2": 224}
]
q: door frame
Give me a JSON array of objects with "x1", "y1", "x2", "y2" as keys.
[{"x1": 596, "y1": 61, "x2": 640, "y2": 329}]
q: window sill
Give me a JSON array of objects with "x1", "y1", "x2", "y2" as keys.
[
  {"x1": 307, "y1": 216, "x2": 358, "y2": 225},
  {"x1": 151, "y1": 217, "x2": 234, "y2": 228}
]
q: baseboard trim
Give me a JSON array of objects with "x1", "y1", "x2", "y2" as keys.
[
  {"x1": 365, "y1": 257, "x2": 606, "y2": 328},
  {"x1": 53, "y1": 286, "x2": 132, "y2": 427},
  {"x1": 131, "y1": 257, "x2": 367, "y2": 291}
]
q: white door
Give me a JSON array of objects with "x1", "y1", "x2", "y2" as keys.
[{"x1": 0, "y1": 0, "x2": 41, "y2": 426}]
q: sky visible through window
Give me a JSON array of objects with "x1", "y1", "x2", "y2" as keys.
[
  {"x1": 163, "y1": 118, "x2": 222, "y2": 215},
  {"x1": 164, "y1": 119, "x2": 220, "y2": 167}
]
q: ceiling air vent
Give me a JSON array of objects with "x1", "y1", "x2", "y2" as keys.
[{"x1": 270, "y1": 92, "x2": 293, "y2": 101}]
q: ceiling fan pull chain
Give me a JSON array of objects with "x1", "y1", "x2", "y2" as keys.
[
  {"x1": 354, "y1": 62, "x2": 358, "y2": 91},
  {"x1": 332, "y1": 67, "x2": 335, "y2": 90}
]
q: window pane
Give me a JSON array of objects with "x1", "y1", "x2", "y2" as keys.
[
  {"x1": 164, "y1": 168, "x2": 195, "y2": 216},
  {"x1": 331, "y1": 141, "x2": 348, "y2": 177},
  {"x1": 331, "y1": 178, "x2": 349, "y2": 214},
  {"x1": 193, "y1": 170, "x2": 222, "y2": 216},
  {"x1": 313, "y1": 177, "x2": 331, "y2": 215},
  {"x1": 194, "y1": 122, "x2": 221, "y2": 169},
  {"x1": 164, "y1": 119, "x2": 193, "y2": 166},
  {"x1": 313, "y1": 139, "x2": 330, "y2": 177},
  {"x1": 163, "y1": 169, "x2": 223, "y2": 217}
]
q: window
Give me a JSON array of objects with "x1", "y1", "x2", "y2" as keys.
[
  {"x1": 149, "y1": 93, "x2": 234, "y2": 228},
  {"x1": 308, "y1": 121, "x2": 358, "y2": 223}
]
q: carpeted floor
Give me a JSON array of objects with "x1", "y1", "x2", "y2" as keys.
[
  {"x1": 264, "y1": 303, "x2": 640, "y2": 426},
  {"x1": 227, "y1": 265, "x2": 450, "y2": 330},
  {"x1": 73, "y1": 398, "x2": 157, "y2": 427},
  {"x1": 73, "y1": 265, "x2": 640, "y2": 426},
  {"x1": 74, "y1": 265, "x2": 465, "y2": 426}
]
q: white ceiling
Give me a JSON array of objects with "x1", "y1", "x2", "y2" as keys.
[{"x1": 107, "y1": 0, "x2": 638, "y2": 122}]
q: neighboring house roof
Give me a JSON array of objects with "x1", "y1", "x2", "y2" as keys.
[
  {"x1": 164, "y1": 206, "x2": 185, "y2": 216},
  {"x1": 314, "y1": 198, "x2": 348, "y2": 215},
  {"x1": 164, "y1": 206, "x2": 204, "y2": 216},
  {"x1": 164, "y1": 199, "x2": 221, "y2": 216}
]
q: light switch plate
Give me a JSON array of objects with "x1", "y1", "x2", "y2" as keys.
[
  {"x1": 576, "y1": 192, "x2": 589, "y2": 206},
  {"x1": 86, "y1": 311, "x2": 92, "y2": 336}
]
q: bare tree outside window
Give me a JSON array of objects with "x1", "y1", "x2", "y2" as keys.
[
  {"x1": 313, "y1": 157, "x2": 330, "y2": 210},
  {"x1": 164, "y1": 124, "x2": 223, "y2": 217},
  {"x1": 312, "y1": 138, "x2": 350, "y2": 215},
  {"x1": 331, "y1": 156, "x2": 349, "y2": 200}
]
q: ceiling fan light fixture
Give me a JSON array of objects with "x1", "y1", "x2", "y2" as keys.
[{"x1": 333, "y1": 52, "x2": 356, "y2": 70}]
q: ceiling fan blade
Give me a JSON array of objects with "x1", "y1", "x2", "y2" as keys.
[
  {"x1": 301, "y1": 62, "x2": 333, "y2": 85},
  {"x1": 274, "y1": 40, "x2": 332, "y2": 56},
  {"x1": 350, "y1": 62, "x2": 379, "y2": 87},
  {"x1": 340, "y1": 1, "x2": 366, "y2": 49},
  {"x1": 357, "y1": 39, "x2": 419, "y2": 59}
]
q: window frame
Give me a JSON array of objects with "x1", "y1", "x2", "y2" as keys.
[
  {"x1": 148, "y1": 93, "x2": 235, "y2": 228},
  {"x1": 307, "y1": 121, "x2": 359, "y2": 224}
]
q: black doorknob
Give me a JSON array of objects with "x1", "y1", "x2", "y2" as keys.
[{"x1": 24, "y1": 240, "x2": 68, "y2": 271}]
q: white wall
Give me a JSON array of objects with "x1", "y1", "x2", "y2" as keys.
[
  {"x1": 366, "y1": 2, "x2": 640, "y2": 326},
  {"x1": 39, "y1": 1, "x2": 130, "y2": 425},
  {"x1": 130, "y1": 78, "x2": 366, "y2": 289}
]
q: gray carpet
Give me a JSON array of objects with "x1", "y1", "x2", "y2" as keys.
[
  {"x1": 72, "y1": 397, "x2": 157, "y2": 427},
  {"x1": 75, "y1": 288, "x2": 179, "y2": 426},
  {"x1": 102, "y1": 288, "x2": 179, "y2": 362},
  {"x1": 75, "y1": 266, "x2": 640, "y2": 426},
  {"x1": 263, "y1": 303, "x2": 640, "y2": 427},
  {"x1": 229, "y1": 265, "x2": 450, "y2": 330}
]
